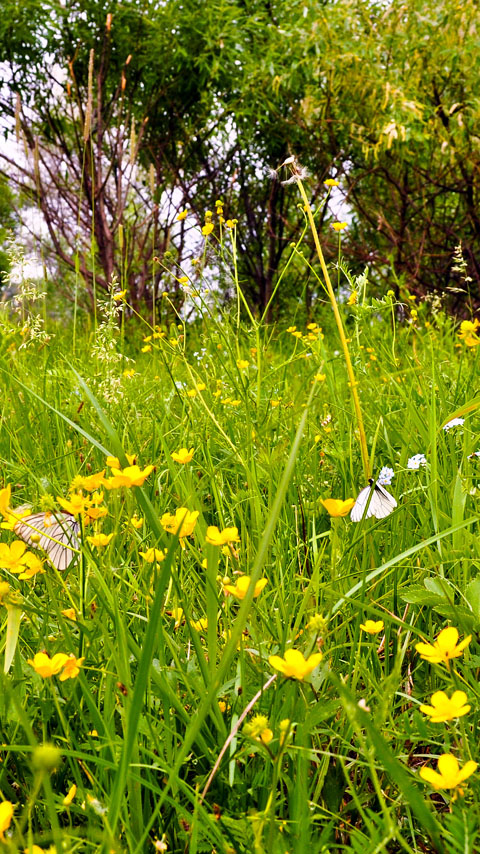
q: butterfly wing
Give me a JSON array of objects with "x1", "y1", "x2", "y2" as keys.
[
  {"x1": 350, "y1": 485, "x2": 374, "y2": 522},
  {"x1": 370, "y1": 483, "x2": 397, "y2": 519},
  {"x1": 14, "y1": 512, "x2": 80, "y2": 571},
  {"x1": 351, "y1": 481, "x2": 397, "y2": 522}
]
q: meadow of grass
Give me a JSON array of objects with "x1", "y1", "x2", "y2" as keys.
[{"x1": 0, "y1": 202, "x2": 480, "y2": 854}]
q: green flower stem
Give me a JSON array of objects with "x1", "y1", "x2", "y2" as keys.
[{"x1": 296, "y1": 177, "x2": 370, "y2": 480}]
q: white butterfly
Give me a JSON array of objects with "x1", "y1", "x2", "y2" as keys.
[
  {"x1": 350, "y1": 479, "x2": 397, "y2": 522},
  {"x1": 14, "y1": 511, "x2": 80, "y2": 571}
]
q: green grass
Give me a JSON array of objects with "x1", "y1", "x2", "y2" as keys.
[{"x1": 0, "y1": 229, "x2": 480, "y2": 854}]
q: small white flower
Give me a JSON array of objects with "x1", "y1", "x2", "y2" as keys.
[
  {"x1": 443, "y1": 418, "x2": 465, "y2": 431},
  {"x1": 378, "y1": 466, "x2": 394, "y2": 486},
  {"x1": 407, "y1": 454, "x2": 427, "y2": 470},
  {"x1": 469, "y1": 450, "x2": 480, "y2": 459}
]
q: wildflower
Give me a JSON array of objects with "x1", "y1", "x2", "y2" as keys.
[
  {"x1": 223, "y1": 575, "x2": 267, "y2": 600},
  {"x1": 279, "y1": 718, "x2": 292, "y2": 746},
  {"x1": 307, "y1": 613, "x2": 327, "y2": 633},
  {"x1": 63, "y1": 784, "x2": 77, "y2": 806},
  {"x1": 139, "y1": 548, "x2": 166, "y2": 563},
  {"x1": 171, "y1": 447, "x2": 194, "y2": 464},
  {"x1": 419, "y1": 690, "x2": 470, "y2": 722},
  {"x1": 378, "y1": 467, "x2": 394, "y2": 486},
  {"x1": 0, "y1": 801, "x2": 14, "y2": 840},
  {"x1": 141, "y1": 345, "x2": 152, "y2": 353},
  {"x1": 28, "y1": 652, "x2": 69, "y2": 677},
  {"x1": 167, "y1": 607, "x2": 184, "y2": 627},
  {"x1": 269, "y1": 648, "x2": 323, "y2": 681},
  {"x1": 287, "y1": 326, "x2": 296, "y2": 333},
  {"x1": 176, "y1": 209, "x2": 188, "y2": 221},
  {"x1": 18, "y1": 553, "x2": 45, "y2": 579},
  {"x1": 106, "y1": 454, "x2": 136, "y2": 469},
  {"x1": 202, "y1": 223, "x2": 214, "y2": 236},
  {"x1": 105, "y1": 464, "x2": 154, "y2": 488},
  {"x1": 161, "y1": 507, "x2": 199, "y2": 539},
  {"x1": 360, "y1": 620, "x2": 384, "y2": 634},
  {"x1": 408, "y1": 454, "x2": 427, "y2": 469},
  {"x1": 61, "y1": 608, "x2": 77, "y2": 621},
  {"x1": 314, "y1": 373, "x2": 326, "y2": 382},
  {"x1": 86, "y1": 533, "x2": 114, "y2": 548},
  {"x1": 443, "y1": 418, "x2": 465, "y2": 431},
  {"x1": 70, "y1": 471, "x2": 106, "y2": 491},
  {"x1": 420, "y1": 754, "x2": 477, "y2": 792},
  {"x1": 113, "y1": 290, "x2": 127, "y2": 302},
  {"x1": 321, "y1": 498, "x2": 355, "y2": 517},
  {"x1": 130, "y1": 515, "x2": 144, "y2": 529},
  {"x1": 458, "y1": 319, "x2": 480, "y2": 347},
  {"x1": 0, "y1": 540, "x2": 30, "y2": 573},
  {"x1": 206, "y1": 526, "x2": 240, "y2": 546},
  {"x1": 236, "y1": 359, "x2": 249, "y2": 370},
  {"x1": 332, "y1": 222, "x2": 347, "y2": 232},
  {"x1": 415, "y1": 627, "x2": 471, "y2": 665},
  {"x1": 191, "y1": 617, "x2": 208, "y2": 632},
  {"x1": 57, "y1": 493, "x2": 89, "y2": 516},
  {"x1": 270, "y1": 399, "x2": 281, "y2": 408},
  {"x1": 347, "y1": 290, "x2": 358, "y2": 306},
  {"x1": 225, "y1": 219, "x2": 237, "y2": 228},
  {"x1": 59, "y1": 655, "x2": 84, "y2": 681},
  {"x1": 244, "y1": 714, "x2": 273, "y2": 745},
  {"x1": 218, "y1": 700, "x2": 228, "y2": 713},
  {"x1": 324, "y1": 178, "x2": 339, "y2": 187}
]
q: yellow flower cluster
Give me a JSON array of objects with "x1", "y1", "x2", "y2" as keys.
[{"x1": 28, "y1": 652, "x2": 84, "y2": 681}]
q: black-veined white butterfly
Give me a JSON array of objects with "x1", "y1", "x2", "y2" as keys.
[
  {"x1": 350, "y1": 479, "x2": 397, "y2": 522},
  {"x1": 14, "y1": 511, "x2": 80, "y2": 571}
]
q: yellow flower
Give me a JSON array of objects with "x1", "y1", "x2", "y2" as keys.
[
  {"x1": 420, "y1": 753, "x2": 477, "y2": 792},
  {"x1": 59, "y1": 655, "x2": 84, "y2": 681},
  {"x1": 130, "y1": 515, "x2": 144, "y2": 529},
  {"x1": 223, "y1": 575, "x2": 267, "y2": 600},
  {"x1": 269, "y1": 649, "x2": 323, "y2": 681},
  {"x1": 57, "y1": 493, "x2": 89, "y2": 516},
  {"x1": 332, "y1": 222, "x2": 347, "y2": 232},
  {"x1": 113, "y1": 290, "x2": 127, "y2": 301},
  {"x1": 61, "y1": 608, "x2": 77, "y2": 621},
  {"x1": 415, "y1": 627, "x2": 471, "y2": 665},
  {"x1": 287, "y1": 326, "x2": 296, "y2": 333},
  {"x1": 270, "y1": 399, "x2": 281, "y2": 408},
  {"x1": 314, "y1": 373, "x2": 326, "y2": 382},
  {"x1": 123, "y1": 369, "x2": 135, "y2": 378},
  {"x1": 419, "y1": 690, "x2": 471, "y2": 722},
  {"x1": 244, "y1": 714, "x2": 273, "y2": 745},
  {"x1": 191, "y1": 617, "x2": 208, "y2": 632},
  {"x1": 28, "y1": 652, "x2": 69, "y2": 678},
  {"x1": 70, "y1": 471, "x2": 106, "y2": 492},
  {"x1": 324, "y1": 178, "x2": 339, "y2": 187},
  {"x1": 171, "y1": 447, "x2": 194, "y2": 464},
  {"x1": 225, "y1": 219, "x2": 237, "y2": 228},
  {"x1": 167, "y1": 607, "x2": 184, "y2": 628},
  {"x1": 0, "y1": 485, "x2": 12, "y2": 519},
  {"x1": 139, "y1": 548, "x2": 166, "y2": 563},
  {"x1": 86, "y1": 533, "x2": 114, "y2": 548},
  {"x1": 236, "y1": 359, "x2": 249, "y2": 370},
  {"x1": 202, "y1": 223, "x2": 214, "y2": 236},
  {"x1": 0, "y1": 540, "x2": 29, "y2": 573},
  {"x1": 360, "y1": 620, "x2": 384, "y2": 635},
  {"x1": 321, "y1": 498, "x2": 355, "y2": 517},
  {"x1": 63, "y1": 783, "x2": 77, "y2": 806},
  {"x1": 458, "y1": 319, "x2": 480, "y2": 347},
  {"x1": 0, "y1": 581, "x2": 10, "y2": 605},
  {"x1": 347, "y1": 290, "x2": 358, "y2": 306},
  {"x1": 0, "y1": 801, "x2": 14, "y2": 840},
  {"x1": 141, "y1": 344, "x2": 152, "y2": 353},
  {"x1": 18, "y1": 553, "x2": 45, "y2": 579},
  {"x1": 206, "y1": 526, "x2": 240, "y2": 546},
  {"x1": 105, "y1": 464, "x2": 154, "y2": 488},
  {"x1": 106, "y1": 454, "x2": 136, "y2": 469},
  {"x1": 176, "y1": 209, "x2": 188, "y2": 221},
  {"x1": 161, "y1": 507, "x2": 199, "y2": 539},
  {"x1": 306, "y1": 613, "x2": 327, "y2": 633}
]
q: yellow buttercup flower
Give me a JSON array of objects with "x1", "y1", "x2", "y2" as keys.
[
  {"x1": 269, "y1": 649, "x2": 323, "y2": 681},
  {"x1": 191, "y1": 617, "x2": 208, "y2": 632},
  {"x1": 0, "y1": 540, "x2": 30, "y2": 573},
  {"x1": 176, "y1": 209, "x2": 188, "y2": 221},
  {"x1": 63, "y1": 783, "x2": 77, "y2": 806},
  {"x1": 59, "y1": 655, "x2": 85, "y2": 681},
  {"x1": 324, "y1": 178, "x2": 339, "y2": 187},
  {"x1": 171, "y1": 447, "x2": 194, "y2": 464},
  {"x1": 415, "y1": 627, "x2": 471, "y2": 666},
  {"x1": 0, "y1": 801, "x2": 14, "y2": 840},
  {"x1": 332, "y1": 222, "x2": 347, "y2": 232},
  {"x1": 139, "y1": 548, "x2": 166, "y2": 563},
  {"x1": 70, "y1": 471, "x2": 106, "y2": 492},
  {"x1": 106, "y1": 454, "x2": 136, "y2": 469},
  {"x1": 28, "y1": 652, "x2": 69, "y2": 678},
  {"x1": 419, "y1": 690, "x2": 470, "y2": 723},
  {"x1": 236, "y1": 359, "x2": 249, "y2": 370},
  {"x1": 223, "y1": 575, "x2": 267, "y2": 600},
  {"x1": 105, "y1": 464, "x2": 154, "y2": 488},
  {"x1": 321, "y1": 498, "x2": 355, "y2": 517},
  {"x1": 202, "y1": 222, "x2": 214, "y2": 236},
  {"x1": 360, "y1": 620, "x2": 384, "y2": 635},
  {"x1": 206, "y1": 526, "x2": 240, "y2": 546},
  {"x1": 420, "y1": 753, "x2": 477, "y2": 792},
  {"x1": 161, "y1": 507, "x2": 199, "y2": 539},
  {"x1": 86, "y1": 533, "x2": 114, "y2": 548}
]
